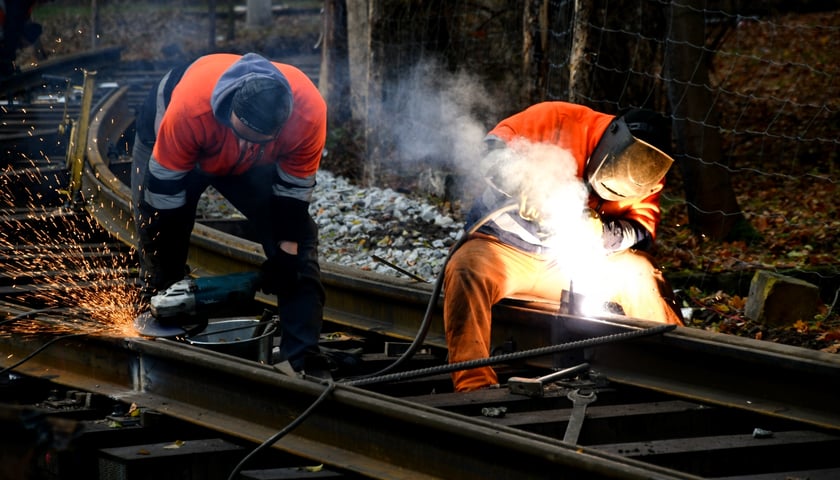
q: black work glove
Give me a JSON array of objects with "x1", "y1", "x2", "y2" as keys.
[
  {"x1": 271, "y1": 195, "x2": 311, "y2": 244},
  {"x1": 136, "y1": 201, "x2": 194, "y2": 292},
  {"x1": 260, "y1": 250, "x2": 300, "y2": 295}
]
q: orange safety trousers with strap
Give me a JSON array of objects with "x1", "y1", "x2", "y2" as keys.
[{"x1": 443, "y1": 234, "x2": 683, "y2": 392}]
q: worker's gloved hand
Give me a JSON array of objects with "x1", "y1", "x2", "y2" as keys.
[
  {"x1": 260, "y1": 251, "x2": 300, "y2": 295},
  {"x1": 518, "y1": 192, "x2": 543, "y2": 223}
]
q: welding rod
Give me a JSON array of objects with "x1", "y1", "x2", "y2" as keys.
[
  {"x1": 535, "y1": 362, "x2": 590, "y2": 383},
  {"x1": 508, "y1": 362, "x2": 591, "y2": 397}
]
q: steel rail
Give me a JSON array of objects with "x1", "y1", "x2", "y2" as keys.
[
  {"x1": 79, "y1": 86, "x2": 840, "y2": 433},
  {"x1": 0, "y1": 332, "x2": 699, "y2": 480}
]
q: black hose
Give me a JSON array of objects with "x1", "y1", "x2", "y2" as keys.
[
  {"x1": 0, "y1": 307, "x2": 101, "y2": 375},
  {"x1": 0, "y1": 307, "x2": 75, "y2": 327},
  {"x1": 0, "y1": 333, "x2": 88, "y2": 376},
  {"x1": 225, "y1": 380, "x2": 336, "y2": 480},
  {"x1": 345, "y1": 203, "x2": 520, "y2": 381},
  {"x1": 232, "y1": 221, "x2": 490, "y2": 479}
]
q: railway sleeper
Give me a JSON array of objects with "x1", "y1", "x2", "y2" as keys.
[
  {"x1": 599, "y1": 430, "x2": 840, "y2": 478},
  {"x1": 0, "y1": 381, "x2": 358, "y2": 480},
  {"x1": 402, "y1": 375, "x2": 840, "y2": 478}
]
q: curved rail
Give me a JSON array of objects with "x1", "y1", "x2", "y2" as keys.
[{"x1": 82, "y1": 86, "x2": 840, "y2": 429}]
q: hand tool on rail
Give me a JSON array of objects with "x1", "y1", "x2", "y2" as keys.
[
  {"x1": 508, "y1": 362, "x2": 590, "y2": 397},
  {"x1": 563, "y1": 388, "x2": 597, "y2": 445}
]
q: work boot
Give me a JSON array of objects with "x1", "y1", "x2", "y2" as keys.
[{"x1": 299, "y1": 352, "x2": 335, "y2": 382}]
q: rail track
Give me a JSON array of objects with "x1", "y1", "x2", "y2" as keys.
[{"x1": 2, "y1": 55, "x2": 840, "y2": 480}]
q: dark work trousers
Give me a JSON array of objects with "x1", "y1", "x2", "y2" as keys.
[{"x1": 131, "y1": 137, "x2": 325, "y2": 370}]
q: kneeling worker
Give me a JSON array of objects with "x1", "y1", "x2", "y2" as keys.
[{"x1": 444, "y1": 101, "x2": 684, "y2": 392}]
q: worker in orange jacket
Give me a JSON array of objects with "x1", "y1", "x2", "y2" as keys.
[
  {"x1": 131, "y1": 52, "x2": 327, "y2": 373},
  {"x1": 444, "y1": 102, "x2": 684, "y2": 392}
]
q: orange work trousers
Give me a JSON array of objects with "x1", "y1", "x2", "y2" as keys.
[{"x1": 443, "y1": 234, "x2": 683, "y2": 392}]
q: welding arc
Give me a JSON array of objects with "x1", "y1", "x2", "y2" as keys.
[
  {"x1": 346, "y1": 203, "x2": 521, "y2": 381},
  {"x1": 343, "y1": 323, "x2": 676, "y2": 387}
]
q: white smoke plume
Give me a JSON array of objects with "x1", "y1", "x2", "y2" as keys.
[
  {"x1": 381, "y1": 61, "x2": 614, "y2": 314},
  {"x1": 490, "y1": 139, "x2": 611, "y2": 304},
  {"x1": 379, "y1": 60, "x2": 496, "y2": 197}
]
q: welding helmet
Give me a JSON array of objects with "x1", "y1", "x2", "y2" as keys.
[{"x1": 585, "y1": 110, "x2": 674, "y2": 201}]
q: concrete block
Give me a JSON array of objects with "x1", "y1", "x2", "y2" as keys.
[
  {"x1": 98, "y1": 438, "x2": 243, "y2": 480},
  {"x1": 745, "y1": 271, "x2": 819, "y2": 327}
]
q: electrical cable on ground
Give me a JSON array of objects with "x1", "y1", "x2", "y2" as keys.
[
  {"x1": 0, "y1": 332, "x2": 88, "y2": 375},
  {"x1": 0, "y1": 307, "x2": 75, "y2": 327},
  {"x1": 0, "y1": 306, "x2": 109, "y2": 374},
  {"x1": 221, "y1": 204, "x2": 516, "y2": 477},
  {"x1": 825, "y1": 286, "x2": 840, "y2": 321},
  {"x1": 226, "y1": 380, "x2": 337, "y2": 480},
  {"x1": 348, "y1": 203, "x2": 520, "y2": 380}
]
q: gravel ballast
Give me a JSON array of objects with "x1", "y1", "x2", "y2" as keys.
[{"x1": 197, "y1": 170, "x2": 465, "y2": 283}]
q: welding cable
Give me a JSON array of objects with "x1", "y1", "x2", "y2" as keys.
[
  {"x1": 225, "y1": 380, "x2": 337, "y2": 480},
  {"x1": 0, "y1": 307, "x2": 76, "y2": 327},
  {"x1": 344, "y1": 322, "x2": 676, "y2": 388},
  {"x1": 0, "y1": 333, "x2": 88, "y2": 376},
  {"x1": 0, "y1": 308, "x2": 92, "y2": 375},
  {"x1": 343, "y1": 203, "x2": 520, "y2": 382}
]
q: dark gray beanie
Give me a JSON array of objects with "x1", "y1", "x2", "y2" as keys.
[{"x1": 232, "y1": 77, "x2": 292, "y2": 135}]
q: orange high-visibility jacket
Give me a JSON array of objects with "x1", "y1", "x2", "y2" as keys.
[
  {"x1": 148, "y1": 53, "x2": 326, "y2": 208},
  {"x1": 474, "y1": 102, "x2": 664, "y2": 250}
]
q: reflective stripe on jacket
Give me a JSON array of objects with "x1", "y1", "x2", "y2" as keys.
[{"x1": 144, "y1": 53, "x2": 326, "y2": 210}]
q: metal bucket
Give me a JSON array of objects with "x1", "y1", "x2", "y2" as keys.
[{"x1": 186, "y1": 318, "x2": 276, "y2": 363}]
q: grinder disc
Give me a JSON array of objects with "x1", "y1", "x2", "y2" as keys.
[{"x1": 133, "y1": 311, "x2": 208, "y2": 338}]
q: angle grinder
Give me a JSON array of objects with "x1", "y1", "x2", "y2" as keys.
[{"x1": 134, "y1": 271, "x2": 263, "y2": 338}]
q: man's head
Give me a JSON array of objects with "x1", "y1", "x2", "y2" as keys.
[
  {"x1": 585, "y1": 108, "x2": 674, "y2": 201},
  {"x1": 230, "y1": 76, "x2": 293, "y2": 142}
]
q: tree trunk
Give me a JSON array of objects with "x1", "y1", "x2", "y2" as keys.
[
  {"x1": 364, "y1": 0, "x2": 386, "y2": 187},
  {"x1": 523, "y1": 0, "x2": 549, "y2": 104},
  {"x1": 320, "y1": 0, "x2": 351, "y2": 125},
  {"x1": 319, "y1": 1, "x2": 364, "y2": 181},
  {"x1": 246, "y1": 0, "x2": 272, "y2": 28},
  {"x1": 226, "y1": 0, "x2": 236, "y2": 41},
  {"x1": 207, "y1": 0, "x2": 216, "y2": 51},
  {"x1": 568, "y1": 0, "x2": 592, "y2": 104},
  {"x1": 665, "y1": 0, "x2": 746, "y2": 240}
]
